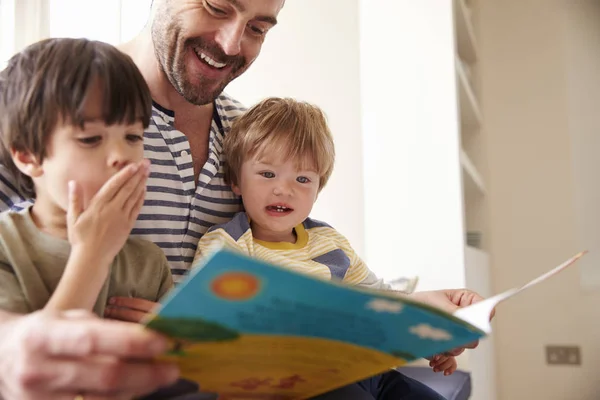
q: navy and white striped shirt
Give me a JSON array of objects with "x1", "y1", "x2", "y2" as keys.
[{"x1": 0, "y1": 92, "x2": 246, "y2": 282}]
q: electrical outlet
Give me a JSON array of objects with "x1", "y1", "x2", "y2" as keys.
[{"x1": 545, "y1": 345, "x2": 581, "y2": 366}]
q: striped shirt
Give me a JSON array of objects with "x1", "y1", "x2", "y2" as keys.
[
  {"x1": 0, "y1": 92, "x2": 245, "y2": 282},
  {"x1": 195, "y1": 211, "x2": 391, "y2": 290}
]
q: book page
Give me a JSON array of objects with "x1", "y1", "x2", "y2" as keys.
[{"x1": 453, "y1": 251, "x2": 586, "y2": 332}]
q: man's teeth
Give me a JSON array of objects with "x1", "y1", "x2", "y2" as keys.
[{"x1": 195, "y1": 49, "x2": 227, "y2": 69}]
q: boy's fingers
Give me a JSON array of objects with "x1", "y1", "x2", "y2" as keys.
[
  {"x1": 433, "y1": 358, "x2": 455, "y2": 373},
  {"x1": 112, "y1": 161, "x2": 149, "y2": 210},
  {"x1": 129, "y1": 186, "x2": 146, "y2": 221},
  {"x1": 92, "y1": 163, "x2": 141, "y2": 206},
  {"x1": 123, "y1": 174, "x2": 147, "y2": 218},
  {"x1": 66, "y1": 181, "x2": 82, "y2": 228}
]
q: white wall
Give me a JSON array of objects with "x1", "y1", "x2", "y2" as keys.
[
  {"x1": 359, "y1": 0, "x2": 466, "y2": 290},
  {"x1": 479, "y1": 1, "x2": 600, "y2": 398},
  {"x1": 565, "y1": 1, "x2": 600, "y2": 291},
  {"x1": 227, "y1": 0, "x2": 365, "y2": 254}
]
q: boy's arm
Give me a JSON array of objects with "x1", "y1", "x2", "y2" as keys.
[
  {"x1": 0, "y1": 262, "x2": 31, "y2": 314},
  {"x1": 47, "y1": 161, "x2": 149, "y2": 313},
  {"x1": 45, "y1": 248, "x2": 113, "y2": 311},
  {"x1": 330, "y1": 231, "x2": 392, "y2": 290},
  {"x1": 157, "y1": 252, "x2": 174, "y2": 300}
]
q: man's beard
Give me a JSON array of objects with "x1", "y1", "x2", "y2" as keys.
[{"x1": 155, "y1": 34, "x2": 247, "y2": 105}]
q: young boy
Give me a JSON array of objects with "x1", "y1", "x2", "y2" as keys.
[
  {"x1": 194, "y1": 97, "x2": 456, "y2": 399},
  {"x1": 0, "y1": 37, "x2": 172, "y2": 315}
]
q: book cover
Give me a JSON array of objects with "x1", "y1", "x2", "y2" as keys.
[{"x1": 144, "y1": 249, "x2": 584, "y2": 399}]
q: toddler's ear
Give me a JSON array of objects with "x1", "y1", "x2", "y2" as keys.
[{"x1": 11, "y1": 149, "x2": 43, "y2": 178}]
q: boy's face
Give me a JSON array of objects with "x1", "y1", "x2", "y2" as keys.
[
  {"x1": 233, "y1": 153, "x2": 320, "y2": 242},
  {"x1": 30, "y1": 90, "x2": 145, "y2": 212}
]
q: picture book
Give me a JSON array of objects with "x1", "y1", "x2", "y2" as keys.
[{"x1": 144, "y1": 249, "x2": 585, "y2": 400}]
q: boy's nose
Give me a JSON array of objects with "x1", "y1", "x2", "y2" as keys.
[
  {"x1": 273, "y1": 183, "x2": 292, "y2": 196},
  {"x1": 109, "y1": 147, "x2": 134, "y2": 170}
]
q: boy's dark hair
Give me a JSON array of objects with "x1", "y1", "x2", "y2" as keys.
[{"x1": 0, "y1": 37, "x2": 153, "y2": 197}]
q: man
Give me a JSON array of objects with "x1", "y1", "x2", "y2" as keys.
[{"x1": 0, "y1": 1, "x2": 485, "y2": 399}]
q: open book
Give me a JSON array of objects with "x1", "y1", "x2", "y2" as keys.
[{"x1": 144, "y1": 249, "x2": 585, "y2": 399}]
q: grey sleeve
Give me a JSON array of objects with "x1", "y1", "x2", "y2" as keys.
[
  {"x1": 0, "y1": 261, "x2": 30, "y2": 313},
  {"x1": 157, "y1": 252, "x2": 174, "y2": 301},
  {"x1": 356, "y1": 268, "x2": 393, "y2": 291}
]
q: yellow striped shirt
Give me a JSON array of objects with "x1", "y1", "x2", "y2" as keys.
[{"x1": 194, "y1": 212, "x2": 389, "y2": 289}]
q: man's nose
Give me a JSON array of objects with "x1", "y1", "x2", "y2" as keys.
[{"x1": 215, "y1": 20, "x2": 245, "y2": 56}]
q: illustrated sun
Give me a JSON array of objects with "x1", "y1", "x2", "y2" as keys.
[{"x1": 210, "y1": 272, "x2": 261, "y2": 300}]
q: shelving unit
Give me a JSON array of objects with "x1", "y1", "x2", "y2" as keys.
[
  {"x1": 453, "y1": 0, "x2": 487, "y2": 254},
  {"x1": 453, "y1": 1, "x2": 496, "y2": 399}
]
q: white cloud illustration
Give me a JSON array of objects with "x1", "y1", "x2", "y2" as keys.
[
  {"x1": 409, "y1": 324, "x2": 452, "y2": 341},
  {"x1": 366, "y1": 299, "x2": 404, "y2": 313}
]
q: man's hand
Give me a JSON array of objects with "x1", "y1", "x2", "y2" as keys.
[
  {"x1": 105, "y1": 297, "x2": 159, "y2": 323},
  {"x1": 409, "y1": 289, "x2": 494, "y2": 355},
  {"x1": 0, "y1": 309, "x2": 179, "y2": 400}
]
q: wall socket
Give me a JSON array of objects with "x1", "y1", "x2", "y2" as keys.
[{"x1": 545, "y1": 345, "x2": 582, "y2": 366}]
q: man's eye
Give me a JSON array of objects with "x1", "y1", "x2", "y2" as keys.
[
  {"x1": 204, "y1": 0, "x2": 226, "y2": 15},
  {"x1": 248, "y1": 24, "x2": 266, "y2": 36}
]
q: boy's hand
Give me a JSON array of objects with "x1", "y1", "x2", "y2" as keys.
[
  {"x1": 67, "y1": 160, "x2": 150, "y2": 262},
  {"x1": 105, "y1": 297, "x2": 159, "y2": 323},
  {"x1": 427, "y1": 354, "x2": 458, "y2": 376}
]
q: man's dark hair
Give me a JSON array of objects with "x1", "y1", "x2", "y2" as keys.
[{"x1": 0, "y1": 37, "x2": 152, "y2": 197}]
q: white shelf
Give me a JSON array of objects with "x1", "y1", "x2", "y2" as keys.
[
  {"x1": 456, "y1": 57, "x2": 482, "y2": 129},
  {"x1": 460, "y1": 148, "x2": 486, "y2": 195},
  {"x1": 454, "y1": 0, "x2": 478, "y2": 63},
  {"x1": 464, "y1": 245, "x2": 492, "y2": 297}
]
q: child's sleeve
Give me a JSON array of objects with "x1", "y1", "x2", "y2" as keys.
[
  {"x1": 0, "y1": 262, "x2": 31, "y2": 313},
  {"x1": 334, "y1": 232, "x2": 392, "y2": 291},
  {"x1": 194, "y1": 227, "x2": 243, "y2": 266},
  {"x1": 156, "y1": 252, "x2": 174, "y2": 301}
]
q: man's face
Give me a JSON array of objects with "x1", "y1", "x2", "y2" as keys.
[{"x1": 151, "y1": 0, "x2": 284, "y2": 105}]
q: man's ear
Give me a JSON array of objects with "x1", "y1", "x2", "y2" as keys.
[{"x1": 11, "y1": 149, "x2": 43, "y2": 178}]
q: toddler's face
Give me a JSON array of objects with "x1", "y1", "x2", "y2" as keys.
[{"x1": 233, "y1": 153, "x2": 320, "y2": 242}]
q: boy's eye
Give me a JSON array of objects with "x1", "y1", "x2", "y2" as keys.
[
  {"x1": 260, "y1": 171, "x2": 275, "y2": 178},
  {"x1": 297, "y1": 176, "x2": 311, "y2": 184},
  {"x1": 126, "y1": 134, "x2": 144, "y2": 143},
  {"x1": 77, "y1": 136, "x2": 101, "y2": 145},
  {"x1": 204, "y1": 0, "x2": 226, "y2": 16}
]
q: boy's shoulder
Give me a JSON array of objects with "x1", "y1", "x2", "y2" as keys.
[
  {"x1": 302, "y1": 217, "x2": 334, "y2": 231},
  {"x1": 0, "y1": 207, "x2": 35, "y2": 236},
  {"x1": 120, "y1": 237, "x2": 167, "y2": 262},
  {"x1": 205, "y1": 211, "x2": 251, "y2": 241},
  {"x1": 302, "y1": 217, "x2": 353, "y2": 247}
]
